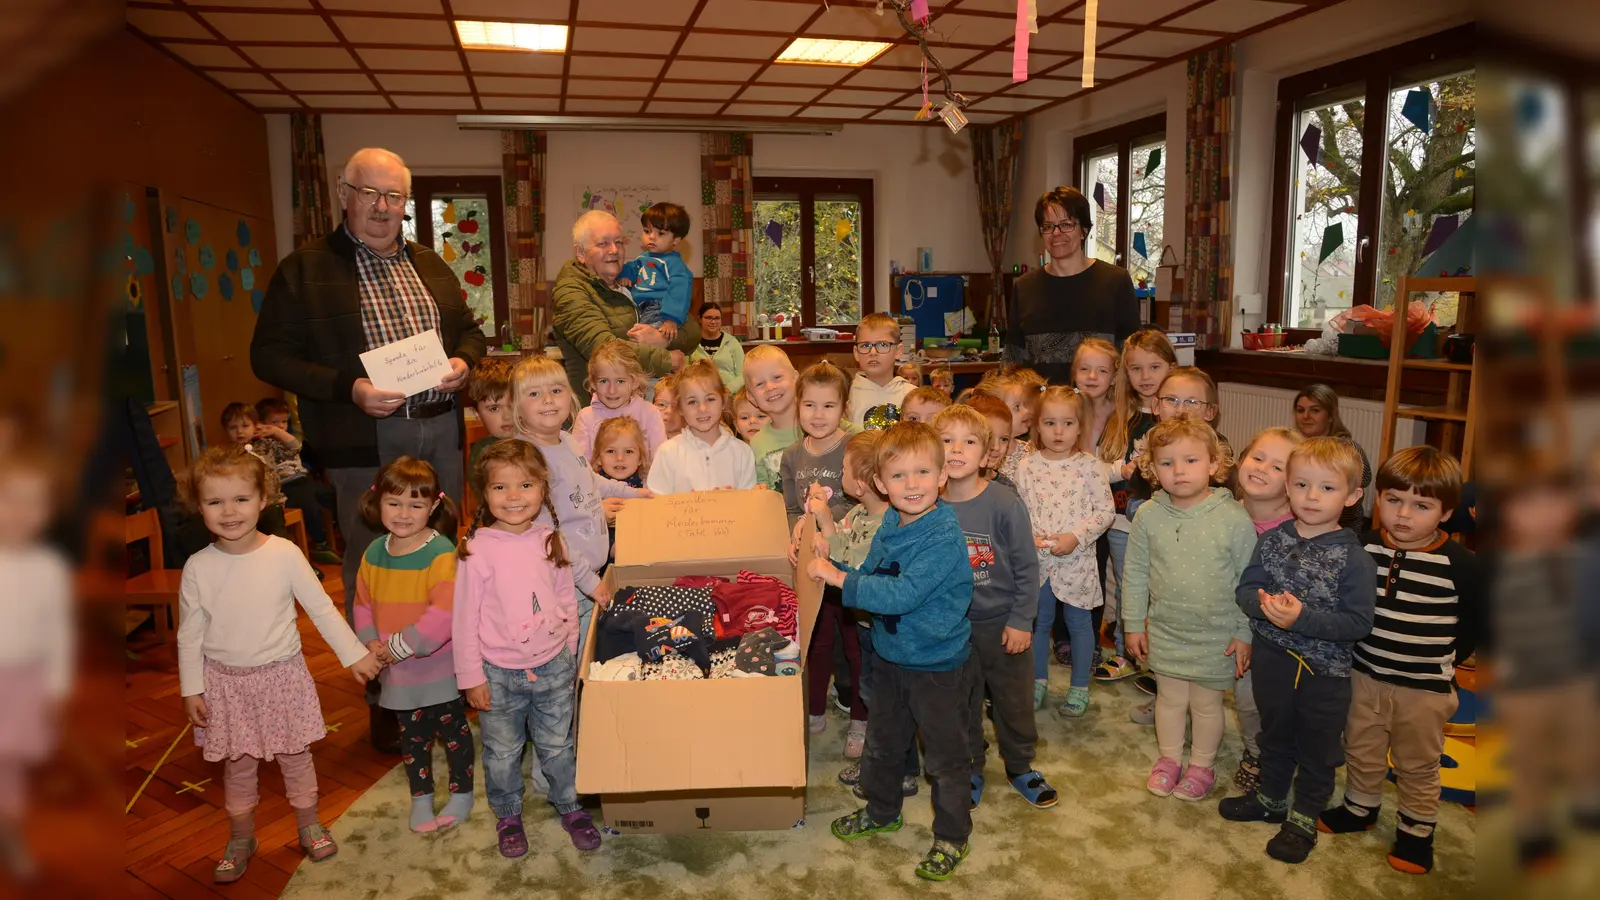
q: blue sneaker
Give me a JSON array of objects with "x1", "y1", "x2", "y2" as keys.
[{"x1": 970, "y1": 774, "x2": 984, "y2": 810}]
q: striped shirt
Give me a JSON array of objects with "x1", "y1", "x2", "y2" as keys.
[
  {"x1": 1354, "y1": 530, "x2": 1481, "y2": 693},
  {"x1": 348, "y1": 225, "x2": 445, "y2": 408}
]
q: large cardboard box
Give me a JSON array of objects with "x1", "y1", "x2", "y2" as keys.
[{"x1": 576, "y1": 490, "x2": 824, "y2": 834}]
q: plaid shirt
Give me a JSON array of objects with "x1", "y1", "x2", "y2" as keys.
[{"x1": 349, "y1": 225, "x2": 446, "y2": 408}]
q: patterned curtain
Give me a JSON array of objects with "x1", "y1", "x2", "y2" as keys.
[
  {"x1": 502, "y1": 130, "x2": 548, "y2": 346},
  {"x1": 1182, "y1": 45, "x2": 1234, "y2": 350},
  {"x1": 970, "y1": 120, "x2": 1024, "y2": 331},
  {"x1": 289, "y1": 112, "x2": 333, "y2": 248},
  {"x1": 700, "y1": 132, "x2": 755, "y2": 337}
]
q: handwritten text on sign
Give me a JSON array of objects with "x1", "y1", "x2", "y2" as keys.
[
  {"x1": 659, "y1": 494, "x2": 735, "y2": 540},
  {"x1": 359, "y1": 328, "x2": 450, "y2": 398}
]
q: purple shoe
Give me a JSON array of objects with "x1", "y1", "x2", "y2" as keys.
[
  {"x1": 496, "y1": 815, "x2": 528, "y2": 858},
  {"x1": 561, "y1": 810, "x2": 602, "y2": 851}
]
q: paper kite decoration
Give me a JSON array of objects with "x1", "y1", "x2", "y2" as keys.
[
  {"x1": 1092, "y1": 182, "x2": 1106, "y2": 210},
  {"x1": 1144, "y1": 148, "x2": 1162, "y2": 177},
  {"x1": 1300, "y1": 123, "x2": 1322, "y2": 167},
  {"x1": 1132, "y1": 232, "x2": 1148, "y2": 259},
  {"x1": 1401, "y1": 89, "x2": 1432, "y2": 134},
  {"x1": 763, "y1": 220, "x2": 784, "y2": 249},
  {"x1": 1421, "y1": 214, "x2": 1459, "y2": 258},
  {"x1": 1318, "y1": 222, "x2": 1343, "y2": 265},
  {"x1": 835, "y1": 219, "x2": 853, "y2": 244}
]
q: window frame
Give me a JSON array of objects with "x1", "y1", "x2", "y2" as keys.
[
  {"x1": 1266, "y1": 25, "x2": 1474, "y2": 328},
  {"x1": 408, "y1": 174, "x2": 510, "y2": 337},
  {"x1": 1072, "y1": 112, "x2": 1166, "y2": 272},
  {"x1": 752, "y1": 176, "x2": 876, "y2": 330}
]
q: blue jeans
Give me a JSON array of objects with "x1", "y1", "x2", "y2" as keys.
[
  {"x1": 1105, "y1": 528, "x2": 1129, "y2": 657},
  {"x1": 576, "y1": 597, "x2": 594, "y2": 664},
  {"x1": 479, "y1": 650, "x2": 580, "y2": 819},
  {"x1": 1063, "y1": 605, "x2": 1094, "y2": 689},
  {"x1": 1033, "y1": 583, "x2": 1058, "y2": 682}
]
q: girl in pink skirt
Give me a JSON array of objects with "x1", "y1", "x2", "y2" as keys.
[{"x1": 177, "y1": 446, "x2": 383, "y2": 884}]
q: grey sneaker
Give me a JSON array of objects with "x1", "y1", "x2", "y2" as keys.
[{"x1": 1129, "y1": 698, "x2": 1155, "y2": 725}]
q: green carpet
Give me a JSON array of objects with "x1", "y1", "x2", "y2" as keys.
[{"x1": 283, "y1": 680, "x2": 1474, "y2": 899}]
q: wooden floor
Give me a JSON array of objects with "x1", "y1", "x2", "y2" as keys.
[{"x1": 124, "y1": 564, "x2": 394, "y2": 899}]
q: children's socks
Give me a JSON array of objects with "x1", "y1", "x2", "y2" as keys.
[
  {"x1": 410, "y1": 796, "x2": 438, "y2": 833},
  {"x1": 293, "y1": 803, "x2": 320, "y2": 830},
  {"x1": 229, "y1": 812, "x2": 254, "y2": 841},
  {"x1": 436, "y1": 792, "x2": 474, "y2": 828}
]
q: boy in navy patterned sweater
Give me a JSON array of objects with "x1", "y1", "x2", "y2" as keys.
[{"x1": 1222, "y1": 437, "x2": 1377, "y2": 864}]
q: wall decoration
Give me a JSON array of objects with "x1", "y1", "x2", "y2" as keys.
[
  {"x1": 190, "y1": 271, "x2": 208, "y2": 299},
  {"x1": 1133, "y1": 232, "x2": 1148, "y2": 259},
  {"x1": 251, "y1": 289, "x2": 264, "y2": 313},
  {"x1": 165, "y1": 206, "x2": 178, "y2": 234},
  {"x1": 763, "y1": 219, "x2": 784, "y2": 248},
  {"x1": 199, "y1": 244, "x2": 216, "y2": 270},
  {"x1": 237, "y1": 220, "x2": 252, "y2": 247},
  {"x1": 181, "y1": 364, "x2": 205, "y2": 461},
  {"x1": 171, "y1": 274, "x2": 185, "y2": 301},
  {"x1": 122, "y1": 195, "x2": 137, "y2": 224},
  {"x1": 219, "y1": 273, "x2": 235, "y2": 301},
  {"x1": 1092, "y1": 181, "x2": 1106, "y2": 210},
  {"x1": 185, "y1": 218, "x2": 201, "y2": 244},
  {"x1": 240, "y1": 268, "x2": 255, "y2": 291},
  {"x1": 174, "y1": 246, "x2": 187, "y2": 276},
  {"x1": 248, "y1": 247, "x2": 261, "y2": 267},
  {"x1": 577, "y1": 184, "x2": 667, "y2": 254},
  {"x1": 1145, "y1": 147, "x2": 1162, "y2": 177},
  {"x1": 1420, "y1": 213, "x2": 1460, "y2": 258},
  {"x1": 225, "y1": 248, "x2": 239, "y2": 272}
]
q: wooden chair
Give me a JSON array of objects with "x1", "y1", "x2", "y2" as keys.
[
  {"x1": 283, "y1": 506, "x2": 310, "y2": 557},
  {"x1": 125, "y1": 508, "x2": 182, "y2": 643}
]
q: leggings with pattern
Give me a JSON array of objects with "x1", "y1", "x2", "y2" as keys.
[{"x1": 397, "y1": 696, "x2": 475, "y2": 797}]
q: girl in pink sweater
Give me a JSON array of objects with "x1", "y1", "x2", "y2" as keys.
[
  {"x1": 569, "y1": 340, "x2": 667, "y2": 460},
  {"x1": 452, "y1": 440, "x2": 603, "y2": 858}
]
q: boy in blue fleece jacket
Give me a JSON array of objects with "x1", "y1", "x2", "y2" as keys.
[
  {"x1": 619, "y1": 202, "x2": 693, "y2": 338},
  {"x1": 1221, "y1": 437, "x2": 1377, "y2": 865},
  {"x1": 808, "y1": 421, "x2": 976, "y2": 882}
]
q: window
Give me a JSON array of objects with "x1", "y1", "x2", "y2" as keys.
[
  {"x1": 1074, "y1": 113, "x2": 1166, "y2": 290},
  {"x1": 401, "y1": 175, "x2": 508, "y2": 339},
  {"x1": 1269, "y1": 27, "x2": 1474, "y2": 328},
  {"x1": 753, "y1": 177, "x2": 875, "y2": 329}
]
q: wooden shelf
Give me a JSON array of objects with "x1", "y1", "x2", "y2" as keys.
[
  {"x1": 1402, "y1": 359, "x2": 1472, "y2": 372},
  {"x1": 1396, "y1": 404, "x2": 1469, "y2": 422},
  {"x1": 156, "y1": 436, "x2": 179, "y2": 449},
  {"x1": 146, "y1": 400, "x2": 178, "y2": 416}
]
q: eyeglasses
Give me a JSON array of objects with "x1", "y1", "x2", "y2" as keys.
[
  {"x1": 1157, "y1": 395, "x2": 1211, "y2": 412},
  {"x1": 346, "y1": 184, "x2": 408, "y2": 208},
  {"x1": 1039, "y1": 221, "x2": 1081, "y2": 235},
  {"x1": 855, "y1": 341, "x2": 897, "y2": 354}
]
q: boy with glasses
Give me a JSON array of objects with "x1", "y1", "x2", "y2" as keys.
[{"x1": 849, "y1": 313, "x2": 915, "y2": 431}]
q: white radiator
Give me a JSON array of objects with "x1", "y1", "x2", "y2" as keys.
[{"x1": 1215, "y1": 383, "x2": 1423, "y2": 477}]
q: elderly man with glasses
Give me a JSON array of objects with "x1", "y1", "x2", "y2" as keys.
[
  {"x1": 251, "y1": 146, "x2": 485, "y2": 752},
  {"x1": 552, "y1": 209, "x2": 697, "y2": 406},
  {"x1": 1002, "y1": 186, "x2": 1140, "y2": 385}
]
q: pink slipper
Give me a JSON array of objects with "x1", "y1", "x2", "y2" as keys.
[
  {"x1": 1173, "y1": 765, "x2": 1216, "y2": 801},
  {"x1": 1146, "y1": 757, "x2": 1183, "y2": 797}
]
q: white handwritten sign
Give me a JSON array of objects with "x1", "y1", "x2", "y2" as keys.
[{"x1": 359, "y1": 328, "x2": 450, "y2": 397}]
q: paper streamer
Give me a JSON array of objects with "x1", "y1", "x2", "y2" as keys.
[
  {"x1": 1027, "y1": 0, "x2": 1038, "y2": 33},
  {"x1": 1082, "y1": 0, "x2": 1098, "y2": 88},
  {"x1": 1013, "y1": 0, "x2": 1029, "y2": 83}
]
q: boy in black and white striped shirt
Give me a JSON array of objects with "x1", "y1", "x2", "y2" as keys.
[{"x1": 1317, "y1": 446, "x2": 1480, "y2": 876}]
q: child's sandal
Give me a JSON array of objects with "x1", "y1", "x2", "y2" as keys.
[
  {"x1": 213, "y1": 837, "x2": 257, "y2": 884},
  {"x1": 298, "y1": 824, "x2": 338, "y2": 862}
]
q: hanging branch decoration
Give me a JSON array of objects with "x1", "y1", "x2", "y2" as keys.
[{"x1": 883, "y1": 1, "x2": 972, "y2": 132}]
